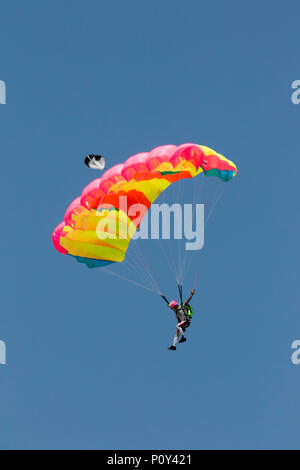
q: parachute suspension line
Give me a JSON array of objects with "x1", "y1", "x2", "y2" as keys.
[
  {"x1": 178, "y1": 176, "x2": 203, "y2": 285},
  {"x1": 116, "y1": 242, "x2": 155, "y2": 290},
  {"x1": 134, "y1": 243, "x2": 163, "y2": 295},
  {"x1": 128, "y1": 253, "x2": 161, "y2": 294},
  {"x1": 205, "y1": 188, "x2": 223, "y2": 223},
  {"x1": 192, "y1": 183, "x2": 224, "y2": 288},
  {"x1": 158, "y1": 182, "x2": 181, "y2": 284},
  {"x1": 114, "y1": 231, "x2": 163, "y2": 295},
  {"x1": 176, "y1": 178, "x2": 185, "y2": 284},
  {"x1": 103, "y1": 253, "x2": 157, "y2": 293},
  {"x1": 190, "y1": 175, "x2": 208, "y2": 288},
  {"x1": 130, "y1": 239, "x2": 163, "y2": 295},
  {"x1": 121, "y1": 255, "x2": 154, "y2": 291},
  {"x1": 177, "y1": 174, "x2": 204, "y2": 286},
  {"x1": 101, "y1": 268, "x2": 160, "y2": 294},
  {"x1": 123, "y1": 245, "x2": 153, "y2": 283},
  {"x1": 160, "y1": 176, "x2": 184, "y2": 285},
  {"x1": 97, "y1": 195, "x2": 161, "y2": 294},
  {"x1": 178, "y1": 253, "x2": 189, "y2": 288},
  {"x1": 117, "y1": 169, "x2": 223, "y2": 296},
  {"x1": 156, "y1": 238, "x2": 179, "y2": 285}
]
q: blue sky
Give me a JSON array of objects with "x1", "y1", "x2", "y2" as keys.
[{"x1": 0, "y1": 0, "x2": 299, "y2": 449}]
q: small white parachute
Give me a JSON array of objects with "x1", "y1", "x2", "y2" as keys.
[{"x1": 84, "y1": 154, "x2": 106, "y2": 170}]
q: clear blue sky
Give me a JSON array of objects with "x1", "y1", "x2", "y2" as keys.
[{"x1": 0, "y1": 0, "x2": 299, "y2": 450}]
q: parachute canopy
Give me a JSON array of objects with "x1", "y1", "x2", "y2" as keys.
[
  {"x1": 84, "y1": 154, "x2": 106, "y2": 170},
  {"x1": 53, "y1": 143, "x2": 237, "y2": 268}
]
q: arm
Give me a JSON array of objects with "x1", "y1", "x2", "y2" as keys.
[{"x1": 184, "y1": 289, "x2": 195, "y2": 305}]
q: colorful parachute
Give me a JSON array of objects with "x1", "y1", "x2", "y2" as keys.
[{"x1": 52, "y1": 143, "x2": 237, "y2": 268}]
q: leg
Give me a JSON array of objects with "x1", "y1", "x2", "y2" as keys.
[
  {"x1": 173, "y1": 321, "x2": 186, "y2": 346},
  {"x1": 179, "y1": 321, "x2": 189, "y2": 343}
]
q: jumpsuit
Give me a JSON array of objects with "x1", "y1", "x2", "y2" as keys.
[{"x1": 172, "y1": 292, "x2": 194, "y2": 346}]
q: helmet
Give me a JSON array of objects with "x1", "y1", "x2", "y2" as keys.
[{"x1": 169, "y1": 300, "x2": 177, "y2": 309}]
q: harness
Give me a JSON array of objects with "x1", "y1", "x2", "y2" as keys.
[{"x1": 179, "y1": 303, "x2": 193, "y2": 329}]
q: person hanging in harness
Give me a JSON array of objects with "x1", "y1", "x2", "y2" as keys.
[{"x1": 168, "y1": 289, "x2": 195, "y2": 350}]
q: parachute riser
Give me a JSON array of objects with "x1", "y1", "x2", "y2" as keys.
[{"x1": 178, "y1": 284, "x2": 183, "y2": 304}]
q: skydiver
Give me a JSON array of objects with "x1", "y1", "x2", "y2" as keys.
[{"x1": 168, "y1": 289, "x2": 195, "y2": 350}]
